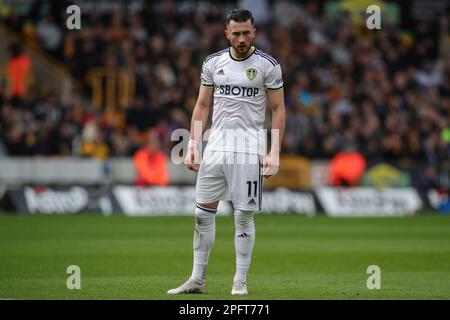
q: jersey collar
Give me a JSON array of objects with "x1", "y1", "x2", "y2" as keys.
[{"x1": 229, "y1": 46, "x2": 256, "y2": 62}]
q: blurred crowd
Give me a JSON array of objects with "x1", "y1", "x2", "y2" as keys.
[{"x1": 0, "y1": 0, "x2": 449, "y2": 171}]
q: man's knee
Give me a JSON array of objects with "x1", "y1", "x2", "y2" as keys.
[
  {"x1": 234, "y1": 209, "x2": 254, "y2": 230},
  {"x1": 195, "y1": 203, "x2": 216, "y2": 232}
]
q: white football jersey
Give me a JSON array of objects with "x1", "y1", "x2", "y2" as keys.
[{"x1": 200, "y1": 46, "x2": 283, "y2": 155}]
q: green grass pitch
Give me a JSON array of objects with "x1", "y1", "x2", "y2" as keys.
[{"x1": 0, "y1": 213, "x2": 449, "y2": 300}]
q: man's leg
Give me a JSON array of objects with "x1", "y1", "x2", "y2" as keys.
[
  {"x1": 167, "y1": 201, "x2": 219, "y2": 294},
  {"x1": 168, "y1": 150, "x2": 228, "y2": 294},
  {"x1": 232, "y1": 209, "x2": 255, "y2": 295},
  {"x1": 226, "y1": 153, "x2": 262, "y2": 295},
  {"x1": 191, "y1": 201, "x2": 219, "y2": 282}
]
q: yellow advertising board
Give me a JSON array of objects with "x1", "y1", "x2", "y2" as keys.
[{"x1": 265, "y1": 155, "x2": 311, "y2": 189}]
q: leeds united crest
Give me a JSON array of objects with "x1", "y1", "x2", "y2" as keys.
[{"x1": 246, "y1": 68, "x2": 257, "y2": 80}]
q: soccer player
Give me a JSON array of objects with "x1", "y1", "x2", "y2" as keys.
[{"x1": 167, "y1": 9, "x2": 285, "y2": 295}]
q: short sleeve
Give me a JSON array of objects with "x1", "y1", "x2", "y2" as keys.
[
  {"x1": 200, "y1": 59, "x2": 214, "y2": 87},
  {"x1": 265, "y1": 64, "x2": 283, "y2": 91}
]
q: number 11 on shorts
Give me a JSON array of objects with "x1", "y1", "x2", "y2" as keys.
[{"x1": 247, "y1": 181, "x2": 257, "y2": 197}]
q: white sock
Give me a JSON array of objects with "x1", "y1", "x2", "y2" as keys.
[
  {"x1": 191, "y1": 204, "x2": 216, "y2": 282},
  {"x1": 233, "y1": 209, "x2": 255, "y2": 283}
]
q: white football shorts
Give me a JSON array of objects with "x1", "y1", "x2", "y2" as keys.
[{"x1": 196, "y1": 150, "x2": 264, "y2": 211}]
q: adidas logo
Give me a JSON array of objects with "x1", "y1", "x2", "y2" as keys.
[
  {"x1": 247, "y1": 198, "x2": 256, "y2": 206},
  {"x1": 237, "y1": 233, "x2": 249, "y2": 238},
  {"x1": 217, "y1": 69, "x2": 225, "y2": 75}
]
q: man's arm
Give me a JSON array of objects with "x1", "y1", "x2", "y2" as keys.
[
  {"x1": 185, "y1": 85, "x2": 214, "y2": 172},
  {"x1": 263, "y1": 88, "x2": 286, "y2": 178},
  {"x1": 189, "y1": 85, "x2": 213, "y2": 141}
]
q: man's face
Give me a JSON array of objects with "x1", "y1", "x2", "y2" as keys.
[{"x1": 225, "y1": 19, "x2": 255, "y2": 56}]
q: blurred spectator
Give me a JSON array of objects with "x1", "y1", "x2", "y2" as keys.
[
  {"x1": 273, "y1": 0, "x2": 302, "y2": 28},
  {"x1": 81, "y1": 134, "x2": 110, "y2": 160},
  {"x1": 36, "y1": 14, "x2": 63, "y2": 56},
  {"x1": 7, "y1": 43, "x2": 31, "y2": 98},
  {"x1": 134, "y1": 130, "x2": 169, "y2": 186},
  {"x1": 81, "y1": 119, "x2": 110, "y2": 161},
  {"x1": 239, "y1": 0, "x2": 272, "y2": 25},
  {"x1": 416, "y1": 60, "x2": 443, "y2": 88},
  {"x1": 329, "y1": 146, "x2": 367, "y2": 186},
  {"x1": 413, "y1": 164, "x2": 438, "y2": 191},
  {"x1": 50, "y1": 124, "x2": 72, "y2": 155},
  {"x1": 125, "y1": 97, "x2": 161, "y2": 132}
]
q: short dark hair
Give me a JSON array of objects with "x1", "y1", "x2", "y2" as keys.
[{"x1": 226, "y1": 9, "x2": 254, "y2": 26}]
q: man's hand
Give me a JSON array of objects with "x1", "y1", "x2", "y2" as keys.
[
  {"x1": 184, "y1": 140, "x2": 200, "y2": 172},
  {"x1": 262, "y1": 152, "x2": 280, "y2": 179}
]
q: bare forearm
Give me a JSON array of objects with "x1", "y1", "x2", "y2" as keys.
[
  {"x1": 189, "y1": 104, "x2": 210, "y2": 142},
  {"x1": 270, "y1": 106, "x2": 285, "y2": 155},
  {"x1": 189, "y1": 85, "x2": 213, "y2": 142}
]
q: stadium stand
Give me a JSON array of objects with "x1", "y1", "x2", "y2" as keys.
[{"x1": 0, "y1": 0, "x2": 449, "y2": 190}]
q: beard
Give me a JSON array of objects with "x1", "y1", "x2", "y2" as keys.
[{"x1": 235, "y1": 43, "x2": 251, "y2": 56}]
